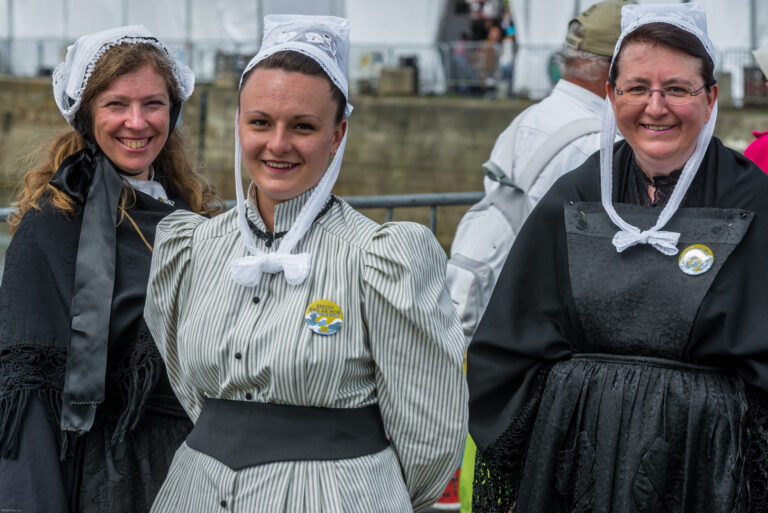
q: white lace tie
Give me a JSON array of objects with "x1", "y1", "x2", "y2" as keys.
[{"x1": 230, "y1": 252, "x2": 311, "y2": 286}]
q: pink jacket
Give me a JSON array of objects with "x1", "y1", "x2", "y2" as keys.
[{"x1": 744, "y1": 130, "x2": 768, "y2": 173}]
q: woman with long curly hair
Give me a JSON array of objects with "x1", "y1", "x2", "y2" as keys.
[{"x1": 0, "y1": 25, "x2": 221, "y2": 513}]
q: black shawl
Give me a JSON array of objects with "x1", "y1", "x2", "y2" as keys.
[
  {"x1": 0, "y1": 148, "x2": 185, "y2": 459},
  {"x1": 467, "y1": 138, "x2": 768, "y2": 509}
]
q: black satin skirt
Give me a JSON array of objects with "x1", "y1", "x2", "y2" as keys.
[{"x1": 515, "y1": 353, "x2": 748, "y2": 513}]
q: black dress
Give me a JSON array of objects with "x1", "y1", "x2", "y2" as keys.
[
  {"x1": 468, "y1": 138, "x2": 768, "y2": 513},
  {"x1": 0, "y1": 151, "x2": 192, "y2": 513}
]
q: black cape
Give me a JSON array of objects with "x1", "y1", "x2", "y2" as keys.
[
  {"x1": 467, "y1": 138, "x2": 768, "y2": 512},
  {"x1": 0, "y1": 151, "x2": 192, "y2": 513}
]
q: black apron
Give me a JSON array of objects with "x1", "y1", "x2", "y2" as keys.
[{"x1": 513, "y1": 202, "x2": 752, "y2": 513}]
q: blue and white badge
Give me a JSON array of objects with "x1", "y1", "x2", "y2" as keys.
[
  {"x1": 304, "y1": 299, "x2": 343, "y2": 335},
  {"x1": 678, "y1": 244, "x2": 714, "y2": 276}
]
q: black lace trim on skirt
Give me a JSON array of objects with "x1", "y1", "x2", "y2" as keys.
[
  {"x1": 746, "y1": 384, "x2": 768, "y2": 513},
  {"x1": 0, "y1": 320, "x2": 164, "y2": 460},
  {"x1": 473, "y1": 364, "x2": 552, "y2": 513}
]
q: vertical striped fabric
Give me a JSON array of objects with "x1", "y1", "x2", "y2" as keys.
[{"x1": 144, "y1": 190, "x2": 468, "y2": 513}]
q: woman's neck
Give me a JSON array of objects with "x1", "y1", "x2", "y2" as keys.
[{"x1": 253, "y1": 187, "x2": 277, "y2": 232}]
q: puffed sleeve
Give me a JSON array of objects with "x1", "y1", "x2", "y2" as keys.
[
  {"x1": 362, "y1": 222, "x2": 468, "y2": 513},
  {"x1": 144, "y1": 210, "x2": 206, "y2": 421}
]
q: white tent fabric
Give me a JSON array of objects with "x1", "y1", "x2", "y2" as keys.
[
  {"x1": 510, "y1": 0, "x2": 768, "y2": 103},
  {"x1": 2, "y1": 0, "x2": 767, "y2": 101},
  {"x1": 347, "y1": 0, "x2": 443, "y2": 44},
  {"x1": 346, "y1": 0, "x2": 447, "y2": 94}
]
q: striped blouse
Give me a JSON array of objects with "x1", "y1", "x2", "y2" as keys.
[{"x1": 144, "y1": 190, "x2": 468, "y2": 513}]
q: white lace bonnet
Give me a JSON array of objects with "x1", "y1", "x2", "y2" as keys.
[
  {"x1": 599, "y1": 2, "x2": 717, "y2": 255},
  {"x1": 52, "y1": 25, "x2": 195, "y2": 126},
  {"x1": 230, "y1": 15, "x2": 353, "y2": 287}
]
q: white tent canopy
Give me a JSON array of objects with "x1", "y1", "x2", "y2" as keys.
[
  {"x1": 0, "y1": 0, "x2": 764, "y2": 100},
  {"x1": 0, "y1": 0, "x2": 441, "y2": 80}
]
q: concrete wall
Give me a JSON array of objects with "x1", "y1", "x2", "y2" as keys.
[{"x1": 2, "y1": 76, "x2": 767, "y2": 248}]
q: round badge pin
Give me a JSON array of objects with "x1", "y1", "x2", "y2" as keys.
[
  {"x1": 304, "y1": 299, "x2": 343, "y2": 336},
  {"x1": 678, "y1": 244, "x2": 714, "y2": 276}
]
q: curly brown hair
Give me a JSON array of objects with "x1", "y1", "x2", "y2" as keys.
[{"x1": 9, "y1": 42, "x2": 223, "y2": 235}]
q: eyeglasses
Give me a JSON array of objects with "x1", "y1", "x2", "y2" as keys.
[{"x1": 614, "y1": 85, "x2": 706, "y2": 105}]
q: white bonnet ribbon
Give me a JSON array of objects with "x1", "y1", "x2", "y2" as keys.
[
  {"x1": 599, "y1": 2, "x2": 717, "y2": 255},
  {"x1": 229, "y1": 14, "x2": 352, "y2": 288},
  {"x1": 229, "y1": 111, "x2": 350, "y2": 287}
]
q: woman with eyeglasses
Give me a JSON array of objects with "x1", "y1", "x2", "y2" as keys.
[{"x1": 468, "y1": 3, "x2": 768, "y2": 512}]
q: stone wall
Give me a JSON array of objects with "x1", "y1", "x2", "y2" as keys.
[{"x1": 2, "y1": 75, "x2": 767, "y2": 248}]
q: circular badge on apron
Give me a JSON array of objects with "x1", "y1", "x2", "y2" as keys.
[
  {"x1": 678, "y1": 244, "x2": 714, "y2": 276},
  {"x1": 304, "y1": 299, "x2": 343, "y2": 335}
]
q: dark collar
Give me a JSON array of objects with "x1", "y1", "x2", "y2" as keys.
[{"x1": 246, "y1": 196, "x2": 337, "y2": 248}]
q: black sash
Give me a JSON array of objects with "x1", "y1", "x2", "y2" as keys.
[
  {"x1": 186, "y1": 398, "x2": 390, "y2": 470},
  {"x1": 571, "y1": 353, "x2": 732, "y2": 374}
]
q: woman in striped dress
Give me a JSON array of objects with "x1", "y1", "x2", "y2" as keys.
[{"x1": 144, "y1": 15, "x2": 468, "y2": 513}]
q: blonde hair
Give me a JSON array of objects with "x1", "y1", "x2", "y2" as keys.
[{"x1": 9, "y1": 42, "x2": 223, "y2": 235}]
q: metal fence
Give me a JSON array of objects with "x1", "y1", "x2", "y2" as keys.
[
  {"x1": 0, "y1": 191, "x2": 483, "y2": 281},
  {"x1": 0, "y1": 191, "x2": 484, "y2": 233}
]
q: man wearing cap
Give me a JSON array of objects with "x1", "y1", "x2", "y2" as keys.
[{"x1": 447, "y1": 0, "x2": 631, "y2": 349}]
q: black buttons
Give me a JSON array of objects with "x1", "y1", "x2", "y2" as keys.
[
  {"x1": 220, "y1": 500, "x2": 227, "y2": 508},
  {"x1": 246, "y1": 393, "x2": 253, "y2": 400},
  {"x1": 252, "y1": 296, "x2": 260, "y2": 304},
  {"x1": 235, "y1": 352, "x2": 242, "y2": 360}
]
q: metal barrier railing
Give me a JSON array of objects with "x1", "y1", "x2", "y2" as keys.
[{"x1": 0, "y1": 191, "x2": 484, "y2": 235}]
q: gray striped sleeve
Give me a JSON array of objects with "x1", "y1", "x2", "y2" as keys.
[
  {"x1": 363, "y1": 222, "x2": 469, "y2": 512},
  {"x1": 144, "y1": 210, "x2": 207, "y2": 421}
]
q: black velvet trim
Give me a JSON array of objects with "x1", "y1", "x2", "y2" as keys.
[
  {"x1": 246, "y1": 220, "x2": 287, "y2": 249},
  {"x1": 246, "y1": 195, "x2": 337, "y2": 248},
  {"x1": 473, "y1": 364, "x2": 551, "y2": 513}
]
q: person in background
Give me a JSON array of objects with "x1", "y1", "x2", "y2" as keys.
[
  {"x1": 479, "y1": 25, "x2": 503, "y2": 95},
  {"x1": 469, "y1": 3, "x2": 768, "y2": 511},
  {"x1": 0, "y1": 26, "x2": 221, "y2": 513},
  {"x1": 144, "y1": 15, "x2": 467, "y2": 513},
  {"x1": 448, "y1": 0, "x2": 629, "y2": 348},
  {"x1": 447, "y1": 5, "x2": 629, "y2": 510},
  {"x1": 743, "y1": 47, "x2": 768, "y2": 173},
  {"x1": 498, "y1": 25, "x2": 517, "y2": 98}
]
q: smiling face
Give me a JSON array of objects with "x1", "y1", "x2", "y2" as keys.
[
  {"x1": 608, "y1": 42, "x2": 717, "y2": 177},
  {"x1": 238, "y1": 68, "x2": 346, "y2": 215},
  {"x1": 91, "y1": 63, "x2": 171, "y2": 179}
]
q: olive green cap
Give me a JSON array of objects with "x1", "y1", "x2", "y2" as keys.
[{"x1": 565, "y1": 0, "x2": 634, "y2": 57}]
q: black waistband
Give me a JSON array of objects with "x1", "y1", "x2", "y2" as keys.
[
  {"x1": 186, "y1": 398, "x2": 390, "y2": 470},
  {"x1": 571, "y1": 353, "x2": 730, "y2": 373}
]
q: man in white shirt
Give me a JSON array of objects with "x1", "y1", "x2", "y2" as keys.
[{"x1": 448, "y1": 0, "x2": 630, "y2": 346}]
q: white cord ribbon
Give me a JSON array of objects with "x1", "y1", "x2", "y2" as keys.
[
  {"x1": 599, "y1": 94, "x2": 718, "y2": 256},
  {"x1": 229, "y1": 16, "x2": 353, "y2": 288},
  {"x1": 229, "y1": 111, "x2": 349, "y2": 287},
  {"x1": 599, "y1": 3, "x2": 718, "y2": 256},
  {"x1": 612, "y1": 228, "x2": 680, "y2": 255}
]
